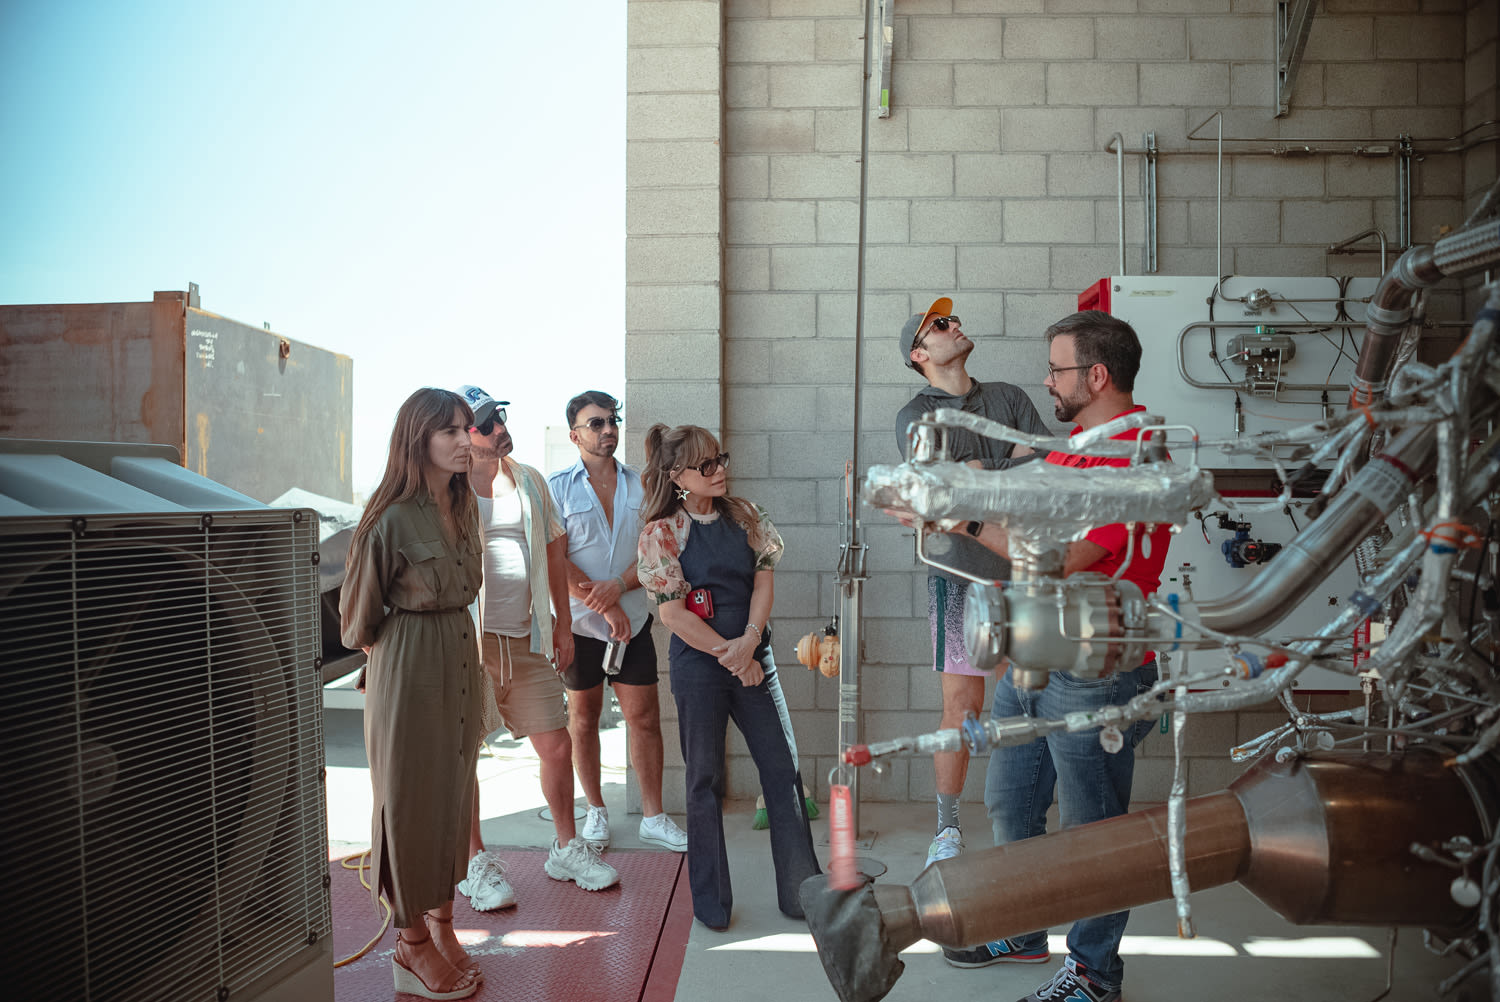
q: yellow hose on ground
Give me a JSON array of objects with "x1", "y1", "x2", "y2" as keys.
[{"x1": 334, "y1": 850, "x2": 392, "y2": 967}]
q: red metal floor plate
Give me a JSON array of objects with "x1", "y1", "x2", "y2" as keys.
[{"x1": 332, "y1": 848, "x2": 688, "y2": 1001}]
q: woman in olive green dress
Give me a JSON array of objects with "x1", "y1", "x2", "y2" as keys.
[{"x1": 340, "y1": 387, "x2": 485, "y2": 1000}]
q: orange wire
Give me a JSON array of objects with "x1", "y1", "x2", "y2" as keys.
[{"x1": 1418, "y1": 521, "x2": 1482, "y2": 550}]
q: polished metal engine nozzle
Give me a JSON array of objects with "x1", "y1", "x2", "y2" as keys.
[{"x1": 802, "y1": 751, "x2": 1496, "y2": 1002}]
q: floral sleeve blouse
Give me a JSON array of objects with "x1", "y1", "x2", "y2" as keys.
[{"x1": 637, "y1": 506, "x2": 784, "y2": 605}]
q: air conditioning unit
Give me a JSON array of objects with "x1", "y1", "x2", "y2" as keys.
[{"x1": 0, "y1": 439, "x2": 333, "y2": 1002}]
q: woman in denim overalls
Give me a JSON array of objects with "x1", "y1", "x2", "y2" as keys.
[{"x1": 637, "y1": 423, "x2": 821, "y2": 930}]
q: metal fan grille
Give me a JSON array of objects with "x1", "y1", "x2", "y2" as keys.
[{"x1": 0, "y1": 510, "x2": 329, "y2": 1002}]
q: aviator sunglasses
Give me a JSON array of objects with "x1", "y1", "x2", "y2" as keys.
[
  {"x1": 912, "y1": 315, "x2": 961, "y2": 352},
  {"x1": 469, "y1": 408, "x2": 507, "y2": 436},
  {"x1": 573, "y1": 414, "x2": 622, "y2": 433}
]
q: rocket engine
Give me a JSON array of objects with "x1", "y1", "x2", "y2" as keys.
[{"x1": 806, "y1": 217, "x2": 1500, "y2": 1001}]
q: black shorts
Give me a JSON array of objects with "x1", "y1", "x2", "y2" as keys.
[{"x1": 562, "y1": 615, "x2": 658, "y2": 690}]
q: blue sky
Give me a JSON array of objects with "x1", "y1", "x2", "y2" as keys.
[{"x1": 1, "y1": 1, "x2": 626, "y2": 493}]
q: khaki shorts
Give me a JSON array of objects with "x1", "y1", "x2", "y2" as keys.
[{"x1": 481, "y1": 632, "x2": 567, "y2": 739}]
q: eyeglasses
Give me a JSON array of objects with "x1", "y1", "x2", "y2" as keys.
[
  {"x1": 1046, "y1": 362, "x2": 1095, "y2": 380},
  {"x1": 469, "y1": 408, "x2": 507, "y2": 436},
  {"x1": 573, "y1": 415, "x2": 621, "y2": 433},
  {"x1": 681, "y1": 453, "x2": 729, "y2": 477},
  {"x1": 912, "y1": 316, "x2": 960, "y2": 353}
]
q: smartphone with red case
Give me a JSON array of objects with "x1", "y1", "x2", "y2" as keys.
[{"x1": 687, "y1": 587, "x2": 714, "y2": 619}]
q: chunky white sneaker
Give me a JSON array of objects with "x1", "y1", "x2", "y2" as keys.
[
  {"x1": 545, "y1": 836, "x2": 620, "y2": 890},
  {"x1": 638, "y1": 812, "x2": 688, "y2": 852},
  {"x1": 457, "y1": 849, "x2": 517, "y2": 911},
  {"x1": 581, "y1": 804, "x2": 610, "y2": 850},
  {"x1": 924, "y1": 826, "x2": 963, "y2": 869}
]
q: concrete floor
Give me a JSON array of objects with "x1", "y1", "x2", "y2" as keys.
[{"x1": 322, "y1": 707, "x2": 1478, "y2": 1002}]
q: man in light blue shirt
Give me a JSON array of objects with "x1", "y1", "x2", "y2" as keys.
[{"x1": 548, "y1": 391, "x2": 687, "y2": 853}]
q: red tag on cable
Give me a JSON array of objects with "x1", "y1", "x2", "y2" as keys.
[
  {"x1": 1353, "y1": 618, "x2": 1371, "y2": 670},
  {"x1": 828, "y1": 783, "x2": 858, "y2": 890}
]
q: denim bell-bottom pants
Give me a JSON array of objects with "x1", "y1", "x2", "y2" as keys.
[{"x1": 670, "y1": 653, "x2": 820, "y2": 928}]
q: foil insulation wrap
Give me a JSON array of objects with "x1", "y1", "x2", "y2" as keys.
[{"x1": 862, "y1": 457, "x2": 1215, "y2": 542}]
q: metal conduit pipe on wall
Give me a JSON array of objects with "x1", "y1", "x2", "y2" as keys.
[{"x1": 1106, "y1": 132, "x2": 1126, "y2": 275}]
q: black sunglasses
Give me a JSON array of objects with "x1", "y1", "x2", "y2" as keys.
[
  {"x1": 912, "y1": 315, "x2": 961, "y2": 352},
  {"x1": 683, "y1": 453, "x2": 729, "y2": 477},
  {"x1": 573, "y1": 415, "x2": 622, "y2": 433},
  {"x1": 470, "y1": 408, "x2": 507, "y2": 436}
]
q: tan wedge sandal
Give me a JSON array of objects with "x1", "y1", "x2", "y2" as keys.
[
  {"x1": 425, "y1": 912, "x2": 483, "y2": 981},
  {"x1": 392, "y1": 928, "x2": 479, "y2": 1000}
]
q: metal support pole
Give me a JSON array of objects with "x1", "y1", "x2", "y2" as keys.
[
  {"x1": 1144, "y1": 131, "x2": 1159, "y2": 273},
  {"x1": 837, "y1": 473, "x2": 869, "y2": 837},
  {"x1": 1397, "y1": 135, "x2": 1414, "y2": 250},
  {"x1": 1274, "y1": 0, "x2": 1316, "y2": 118},
  {"x1": 837, "y1": 0, "x2": 878, "y2": 841}
]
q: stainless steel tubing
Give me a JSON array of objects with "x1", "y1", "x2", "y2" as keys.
[
  {"x1": 1214, "y1": 112, "x2": 1224, "y2": 295},
  {"x1": 1197, "y1": 423, "x2": 1437, "y2": 635},
  {"x1": 1434, "y1": 218, "x2": 1500, "y2": 275},
  {"x1": 1175, "y1": 319, "x2": 1373, "y2": 392},
  {"x1": 1350, "y1": 219, "x2": 1500, "y2": 407},
  {"x1": 1326, "y1": 226, "x2": 1389, "y2": 273},
  {"x1": 1107, "y1": 132, "x2": 1126, "y2": 275}
]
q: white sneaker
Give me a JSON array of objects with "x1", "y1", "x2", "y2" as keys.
[
  {"x1": 545, "y1": 836, "x2": 620, "y2": 891},
  {"x1": 457, "y1": 849, "x2": 517, "y2": 911},
  {"x1": 581, "y1": 804, "x2": 610, "y2": 850},
  {"x1": 638, "y1": 812, "x2": 688, "y2": 852},
  {"x1": 925, "y1": 826, "x2": 963, "y2": 869}
]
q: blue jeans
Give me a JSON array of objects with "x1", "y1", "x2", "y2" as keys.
[
  {"x1": 670, "y1": 650, "x2": 821, "y2": 928},
  {"x1": 983, "y1": 661, "x2": 1158, "y2": 991}
]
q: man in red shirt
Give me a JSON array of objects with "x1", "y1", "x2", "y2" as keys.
[{"x1": 953, "y1": 311, "x2": 1166, "y2": 1002}]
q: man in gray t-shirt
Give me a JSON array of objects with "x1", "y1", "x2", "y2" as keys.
[{"x1": 892, "y1": 297, "x2": 1049, "y2": 895}]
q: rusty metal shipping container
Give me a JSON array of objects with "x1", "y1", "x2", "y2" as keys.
[{"x1": 0, "y1": 286, "x2": 353, "y2": 503}]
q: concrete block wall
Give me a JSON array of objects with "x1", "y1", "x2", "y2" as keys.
[
  {"x1": 1463, "y1": 0, "x2": 1499, "y2": 315},
  {"x1": 627, "y1": 0, "x2": 1494, "y2": 817}
]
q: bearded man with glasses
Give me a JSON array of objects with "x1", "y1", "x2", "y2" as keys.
[
  {"x1": 892, "y1": 297, "x2": 1050, "y2": 944},
  {"x1": 941, "y1": 311, "x2": 1168, "y2": 1002},
  {"x1": 547, "y1": 390, "x2": 688, "y2": 855}
]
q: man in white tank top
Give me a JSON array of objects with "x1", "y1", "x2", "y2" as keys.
[{"x1": 454, "y1": 385, "x2": 618, "y2": 909}]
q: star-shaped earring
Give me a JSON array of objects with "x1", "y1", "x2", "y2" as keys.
[{"x1": 675, "y1": 485, "x2": 691, "y2": 502}]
